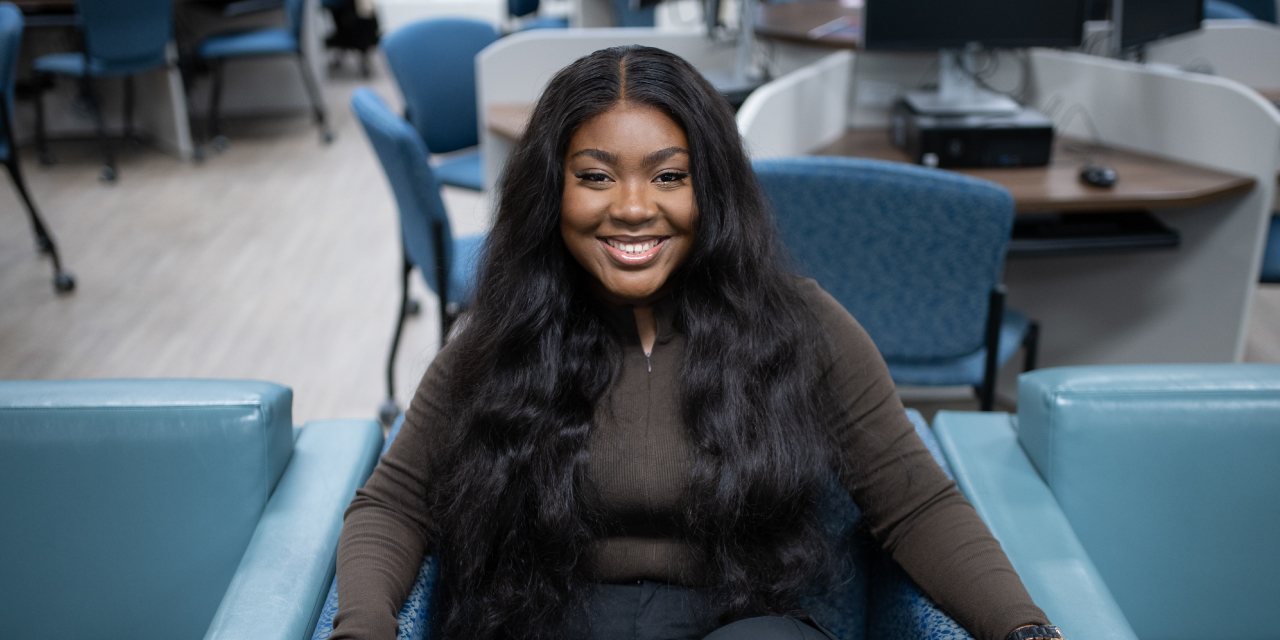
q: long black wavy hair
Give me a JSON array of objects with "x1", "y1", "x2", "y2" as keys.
[{"x1": 428, "y1": 45, "x2": 837, "y2": 640}]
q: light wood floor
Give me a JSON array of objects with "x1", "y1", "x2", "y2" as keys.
[{"x1": 2, "y1": 56, "x2": 1278, "y2": 424}]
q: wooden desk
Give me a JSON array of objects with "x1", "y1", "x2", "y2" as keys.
[
  {"x1": 488, "y1": 105, "x2": 1256, "y2": 213},
  {"x1": 816, "y1": 130, "x2": 1256, "y2": 213},
  {"x1": 754, "y1": 0, "x2": 861, "y2": 49}
]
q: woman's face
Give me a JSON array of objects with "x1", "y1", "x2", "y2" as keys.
[{"x1": 561, "y1": 103, "x2": 698, "y2": 306}]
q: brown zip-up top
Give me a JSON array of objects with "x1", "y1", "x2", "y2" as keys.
[{"x1": 332, "y1": 280, "x2": 1048, "y2": 640}]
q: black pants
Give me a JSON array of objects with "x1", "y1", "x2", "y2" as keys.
[{"x1": 566, "y1": 581, "x2": 837, "y2": 640}]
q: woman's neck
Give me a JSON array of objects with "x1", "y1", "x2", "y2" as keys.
[{"x1": 633, "y1": 306, "x2": 657, "y2": 356}]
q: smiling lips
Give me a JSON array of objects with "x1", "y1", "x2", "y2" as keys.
[{"x1": 600, "y1": 236, "x2": 668, "y2": 266}]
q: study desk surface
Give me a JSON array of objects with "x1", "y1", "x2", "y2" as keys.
[{"x1": 815, "y1": 129, "x2": 1255, "y2": 213}]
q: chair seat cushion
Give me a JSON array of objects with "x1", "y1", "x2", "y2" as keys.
[
  {"x1": 447, "y1": 233, "x2": 486, "y2": 305},
  {"x1": 199, "y1": 28, "x2": 298, "y2": 59},
  {"x1": 886, "y1": 309, "x2": 1029, "y2": 387},
  {"x1": 33, "y1": 51, "x2": 166, "y2": 77},
  {"x1": 433, "y1": 150, "x2": 483, "y2": 192}
]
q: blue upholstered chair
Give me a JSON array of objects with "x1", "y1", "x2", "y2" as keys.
[
  {"x1": 0, "y1": 3, "x2": 73, "y2": 293},
  {"x1": 197, "y1": 0, "x2": 333, "y2": 148},
  {"x1": 0, "y1": 379, "x2": 384, "y2": 640},
  {"x1": 351, "y1": 87, "x2": 486, "y2": 425},
  {"x1": 310, "y1": 409, "x2": 976, "y2": 640},
  {"x1": 1261, "y1": 214, "x2": 1280, "y2": 283},
  {"x1": 608, "y1": 0, "x2": 657, "y2": 27},
  {"x1": 32, "y1": 0, "x2": 174, "y2": 182},
  {"x1": 934, "y1": 364, "x2": 1280, "y2": 640},
  {"x1": 380, "y1": 18, "x2": 499, "y2": 192},
  {"x1": 1204, "y1": 0, "x2": 1277, "y2": 22},
  {"x1": 509, "y1": 0, "x2": 570, "y2": 30},
  {"x1": 753, "y1": 156, "x2": 1038, "y2": 411}
]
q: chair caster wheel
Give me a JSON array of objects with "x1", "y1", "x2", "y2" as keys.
[
  {"x1": 99, "y1": 165, "x2": 116, "y2": 182},
  {"x1": 378, "y1": 398, "x2": 400, "y2": 427},
  {"x1": 211, "y1": 136, "x2": 229, "y2": 153},
  {"x1": 54, "y1": 270, "x2": 75, "y2": 293},
  {"x1": 405, "y1": 298, "x2": 421, "y2": 316}
]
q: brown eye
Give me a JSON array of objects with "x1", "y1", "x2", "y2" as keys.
[
  {"x1": 575, "y1": 171, "x2": 611, "y2": 182},
  {"x1": 655, "y1": 171, "x2": 689, "y2": 183}
]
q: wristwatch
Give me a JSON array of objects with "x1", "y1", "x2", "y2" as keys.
[{"x1": 1006, "y1": 625, "x2": 1064, "y2": 640}]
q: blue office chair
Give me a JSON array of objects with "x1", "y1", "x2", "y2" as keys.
[
  {"x1": 1204, "y1": 0, "x2": 1277, "y2": 22},
  {"x1": 198, "y1": 0, "x2": 333, "y2": 149},
  {"x1": 31, "y1": 0, "x2": 174, "y2": 182},
  {"x1": 0, "y1": 378, "x2": 383, "y2": 640},
  {"x1": 608, "y1": 0, "x2": 657, "y2": 27},
  {"x1": 351, "y1": 87, "x2": 486, "y2": 425},
  {"x1": 754, "y1": 156, "x2": 1038, "y2": 411},
  {"x1": 1262, "y1": 214, "x2": 1280, "y2": 283},
  {"x1": 381, "y1": 18, "x2": 499, "y2": 192},
  {"x1": 309, "y1": 410, "x2": 976, "y2": 640},
  {"x1": 0, "y1": 3, "x2": 74, "y2": 292},
  {"x1": 934, "y1": 364, "x2": 1280, "y2": 640},
  {"x1": 509, "y1": 0, "x2": 570, "y2": 30}
]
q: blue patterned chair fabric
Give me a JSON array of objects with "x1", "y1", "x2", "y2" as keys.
[
  {"x1": 310, "y1": 410, "x2": 973, "y2": 640},
  {"x1": 752, "y1": 156, "x2": 1033, "y2": 395}
]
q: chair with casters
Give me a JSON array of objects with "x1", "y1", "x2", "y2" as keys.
[
  {"x1": 0, "y1": 3, "x2": 73, "y2": 292},
  {"x1": 31, "y1": 0, "x2": 175, "y2": 182},
  {"x1": 0, "y1": 378, "x2": 384, "y2": 640},
  {"x1": 197, "y1": 0, "x2": 333, "y2": 150},
  {"x1": 351, "y1": 87, "x2": 486, "y2": 426},
  {"x1": 933, "y1": 364, "x2": 1280, "y2": 640},
  {"x1": 309, "y1": 409, "x2": 977, "y2": 640},
  {"x1": 754, "y1": 156, "x2": 1038, "y2": 411},
  {"x1": 380, "y1": 18, "x2": 499, "y2": 192}
]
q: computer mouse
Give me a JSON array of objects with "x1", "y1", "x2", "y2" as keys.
[{"x1": 1079, "y1": 163, "x2": 1118, "y2": 188}]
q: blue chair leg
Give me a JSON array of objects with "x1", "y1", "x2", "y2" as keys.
[
  {"x1": 81, "y1": 76, "x2": 116, "y2": 182},
  {"x1": 295, "y1": 53, "x2": 333, "y2": 144},
  {"x1": 380, "y1": 255, "x2": 414, "y2": 426},
  {"x1": 207, "y1": 59, "x2": 228, "y2": 152}
]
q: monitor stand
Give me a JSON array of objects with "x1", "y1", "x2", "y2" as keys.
[
  {"x1": 702, "y1": 0, "x2": 765, "y2": 109},
  {"x1": 904, "y1": 46, "x2": 1021, "y2": 116}
]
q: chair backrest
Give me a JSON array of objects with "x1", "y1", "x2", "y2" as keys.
[
  {"x1": 286, "y1": 0, "x2": 307, "y2": 39},
  {"x1": 77, "y1": 0, "x2": 173, "y2": 71},
  {"x1": 351, "y1": 87, "x2": 456, "y2": 294},
  {"x1": 381, "y1": 18, "x2": 499, "y2": 154},
  {"x1": 510, "y1": 0, "x2": 539, "y2": 18},
  {"x1": 753, "y1": 156, "x2": 1014, "y2": 362},
  {"x1": 0, "y1": 379, "x2": 295, "y2": 640},
  {"x1": 1205, "y1": 0, "x2": 1277, "y2": 21},
  {"x1": 0, "y1": 2, "x2": 21, "y2": 149},
  {"x1": 1017, "y1": 365, "x2": 1280, "y2": 640}
]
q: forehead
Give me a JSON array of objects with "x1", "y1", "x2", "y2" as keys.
[{"x1": 567, "y1": 103, "x2": 688, "y2": 155}]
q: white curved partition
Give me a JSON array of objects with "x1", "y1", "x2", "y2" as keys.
[
  {"x1": 736, "y1": 50, "x2": 853, "y2": 159},
  {"x1": 1146, "y1": 20, "x2": 1280, "y2": 92},
  {"x1": 1010, "y1": 49, "x2": 1280, "y2": 368}
]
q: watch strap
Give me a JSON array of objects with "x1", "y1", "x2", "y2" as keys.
[{"x1": 1006, "y1": 625, "x2": 1063, "y2": 640}]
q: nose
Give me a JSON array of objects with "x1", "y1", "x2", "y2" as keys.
[{"x1": 610, "y1": 178, "x2": 658, "y2": 227}]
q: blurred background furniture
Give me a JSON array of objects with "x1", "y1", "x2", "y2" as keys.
[
  {"x1": 0, "y1": 2, "x2": 72, "y2": 292},
  {"x1": 381, "y1": 17, "x2": 498, "y2": 192},
  {"x1": 1263, "y1": 214, "x2": 1280, "y2": 283},
  {"x1": 351, "y1": 87, "x2": 486, "y2": 426},
  {"x1": 31, "y1": 0, "x2": 175, "y2": 181},
  {"x1": 508, "y1": 0, "x2": 568, "y2": 31},
  {"x1": 309, "y1": 410, "x2": 977, "y2": 640},
  {"x1": 322, "y1": 0, "x2": 379, "y2": 77},
  {"x1": 754, "y1": 156, "x2": 1038, "y2": 410},
  {"x1": 934, "y1": 364, "x2": 1280, "y2": 640},
  {"x1": 197, "y1": 0, "x2": 333, "y2": 150},
  {"x1": 0, "y1": 378, "x2": 383, "y2": 640}
]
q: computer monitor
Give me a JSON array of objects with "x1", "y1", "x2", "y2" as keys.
[
  {"x1": 1116, "y1": 0, "x2": 1202, "y2": 51},
  {"x1": 864, "y1": 0, "x2": 1086, "y2": 114}
]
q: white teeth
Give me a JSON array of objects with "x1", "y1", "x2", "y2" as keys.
[{"x1": 606, "y1": 238, "x2": 661, "y2": 255}]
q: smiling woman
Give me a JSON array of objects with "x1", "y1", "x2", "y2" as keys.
[{"x1": 331, "y1": 46, "x2": 1055, "y2": 640}]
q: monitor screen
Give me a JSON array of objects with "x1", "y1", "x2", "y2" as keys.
[
  {"x1": 1120, "y1": 0, "x2": 1202, "y2": 49},
  {"x1": 864, "y1": 0, "x2": 1086, "y2": 50}
]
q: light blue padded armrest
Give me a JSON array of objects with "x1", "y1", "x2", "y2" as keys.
[
  {"x1": 932, "y1": 410, "x2": 1135, "y2": 640},
  {"x1": 204, "y1": 419, "x2": 383, "y2": 640}
]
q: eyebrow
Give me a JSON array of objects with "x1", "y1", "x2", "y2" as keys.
[
  {"x1": 571, "y1": 148, "x2": 619, "y2": 164},
  {"x1": 569, "y1": 146, "x2": 689, "y2": 167}
]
